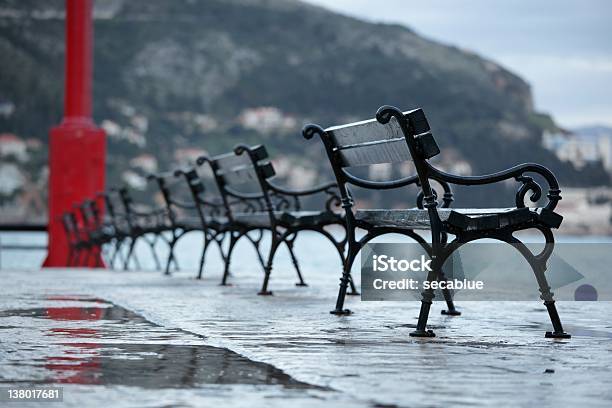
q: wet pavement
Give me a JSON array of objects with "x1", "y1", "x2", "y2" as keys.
[
  {"x1": 0, "y1": 296, "x2": 320, "y2": 389},
  {"x1": 1, "y1": 232, "x2": 612, "y2": 407}
]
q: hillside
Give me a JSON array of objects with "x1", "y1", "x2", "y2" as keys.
[{"x1": 0, "y1": 0, "x2": 609, "y2": 220}]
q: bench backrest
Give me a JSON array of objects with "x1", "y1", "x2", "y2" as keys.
[
  {"x1": 198, "y1": 145, "x2": 276, "y2": 218},
  {"x1": 152, "y1": 170, "x2": 204, "y2": 224},
  {"x1": 103, "y1": 190, "x2": 124, "y2": 218},
  {"x1": 207, "y1": 145, "x2": 278, "y2": 216},
  {"x1": 101, "y1": 190, "x2": 131, "y2": 231},
  {"x1": 212, "y1": 145, "x2": 275, "y2": 191},
  {"x1": 78, "y1": 200, "x2": 100, "y2": 232},
  {"x1": 326, "y1": 108, "x2": 437, "y2": 170},
  {"x1": 304, "y1": 106, "x2": 446, "y2": 211},
  {"x1": 62, "y1": 212, "x2": 80, "y2": 244}
]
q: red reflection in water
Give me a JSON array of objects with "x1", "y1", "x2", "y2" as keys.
[
  {"x1": 44, "y1": 301, "x2": 104, "y2": 384},
  {"x1": 46, "y1": 307, "x2": 105, "y2": 321}
]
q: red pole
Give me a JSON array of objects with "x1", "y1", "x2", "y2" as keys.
[{"x1": 43, "y1": 0, "x2": 106, "y2": 267}]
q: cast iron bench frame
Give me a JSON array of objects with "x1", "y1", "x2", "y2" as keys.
[
  {"x1": 148, "y1": 170, "x2": 229, "y2": 276},
  {"x1": 110, "y1": 186, "x2": 173, "y2": 271},
  {"x1": 172, "y1": 167, "x2": 236, "y2": 280},
  {"x1": 61, "y1": 210, "x2": 91, "y2": 266},
  {"x1": 303, "y1": 105, "x2": 570, "y2": 339},
  {"x1": 194, "y1": 144, "x2": 354, "y2": 295}
]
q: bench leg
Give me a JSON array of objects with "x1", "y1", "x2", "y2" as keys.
[
  {"x1": 123, "y1": 237, "x2": 139, "y2": 270},
  {"x1": 316, "y1": 225, "x2": 359, "y2": 296},
  {"x1": 258, "y1": 235, "x2": 282, "y2": 296},
  {"x1": 441, "y1": 289, "x2": 461, "y2": 316},
  {"x1": 512, "y1": 235, "x2": 570, "y2": 339},
  {"x1": 347, "y1": 275, "x2": 359, "y2": 296},
  {"x1": 285, "y1": 235, "x2": 307, "y2": 287},
  {"x1": 110, "y1": 238, "x2": 126, "y2": 270},
  {"x1": 171, "y1": 248, "x2": 180, "y2": 271},
  {"x1": 533, "y1": 260, "x2": 571, "y2": 339},
  {"x1": 410, "y1": 266, "x2": 437, "y2": 338},
  {"x1": 147, "y1": 234, "x2": 162, "y2": 271},
  {"x1": 113, "y1": 239, "x2": 125, "y2": 269},
  {"x1": 439, "y1": 258, "x2": 460, "y2": 315},
  {"x1": 131, "y1": 245, "x2": 142, "y2": 270},
  {"x1": 196, "y1": 236, "x2": 212, "y2": 280},
  {"x1": 221, "y1": 234, "x2": 239, "y2": 286},
  {"x1": 164, "y1": 239, "x2": 176, "y2": 276},
  {"x1": 534, "y1": 263, "x2": 570, "y2": 338},
  {"x1": 331, "y1": 248, "x2": 358, "y2": 315},
  {"x1": 248, "y1": 230, "x2": 267, "y2": 270},
  {"x1": 544, "y1": 300, "x2": 570, "y2": 338}
]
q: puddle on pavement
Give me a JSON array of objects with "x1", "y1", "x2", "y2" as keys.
[{"x1": 0, "y1": 295, "x2": 321, "y2": 390}]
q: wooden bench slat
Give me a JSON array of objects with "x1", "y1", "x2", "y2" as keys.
[
  {"x1": 326, "y1": 108, "x2": 431, "y2": 147},
  {"x1": 218, "y1": 165, "x2": 260, "y2": 185},
  {"x1": 213, "y1": 145, "x2": 269, "y2": 172},
  {"x1": 338, "y1": 138, "x2": 412, "y2": 167},
  {"x1": 328, "y1": 115, "x2": 405, "y2": 146},
  {"x1": 218, "y1": 162, "x2": 275, "y2": 186},
  {"x1": 214, "y1": 152, "x2": 252, "y2": 171}
]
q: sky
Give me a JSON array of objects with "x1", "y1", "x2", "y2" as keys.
[{"x1": 303, "y1": 0, "x2": 612, "y2": 129}]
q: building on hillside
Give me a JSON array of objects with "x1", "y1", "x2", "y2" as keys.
[
  {"x1": 0, "y1": 162, "x2": 25, "y2": 195},
  {"x1": 130, "y1": 154, "x2": 158, "y2": 174},
  {"x1": 0, "y1": 133, "x2": 28, "y2": 162},
  {"x1": 543, "y1": 130, "x2": 611, "y2": 170},
  {"x1": 238, "y1": 107, "x2": 296, "y2": 133}
]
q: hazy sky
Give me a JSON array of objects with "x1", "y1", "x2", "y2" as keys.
[{"x1": 303, "y1": 0, "x2": 612, "y2": 128}]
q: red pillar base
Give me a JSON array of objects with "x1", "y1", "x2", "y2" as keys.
[{"x1": 43, "y1": 119, "x2": 106, "y2": 268}]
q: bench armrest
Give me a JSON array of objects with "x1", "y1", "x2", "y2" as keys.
[
  {"x1": 429, "y1": 162, "x2": 561, "y2": 211},
  {"x1": 266, "y1": 180, "x2": 341, "y2": 213},
  {"x1": 266, "y1": 180, "x2": 338, "y2": 197},
  {"x1": 146, "y1": 171, "x2": 174, "y2": 181},
  {"x1": 196, "y1": 155, "x2": 213, "y2": 166}
]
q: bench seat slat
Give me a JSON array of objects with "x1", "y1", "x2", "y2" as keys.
[
  {"x1": 355, "y1": 207, "x2": 555, "y2": 231},
  {"x1": 233, "y1": 211, "x2": 342, "y2": 227}
]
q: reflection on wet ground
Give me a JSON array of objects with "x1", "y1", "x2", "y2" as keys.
[{"x1": 0, "y1": 295, "x2": 319, "y2": 390}]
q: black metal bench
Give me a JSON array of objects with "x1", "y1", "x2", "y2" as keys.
[
  {"x1": 172, "y1": 167, "x2": 235, "y2": 280},
  {"x1": 63, "y1": 193, "x2": 131, "y2": 268},
  {"x1": 148, "y1": 170, "x2": 225, "y2": 275},
  {"x1": 96, "y1": 191, "x2": 134, "y2": 269},
  {"x1": 195, "y1": 144, "x2": 352, "y2": 295},
  {"x1": 110, "y1": 187, "x2": 173, "y2": 271},
  {"x1": 303, "y1": 105, "x2": 570, "y2": 339},
  {"x1": 75, "y1": 199, "x2": 114, "y2": 267},
  {"x1": 61, "y1": 211, "x2": 90, "y2": 266}
]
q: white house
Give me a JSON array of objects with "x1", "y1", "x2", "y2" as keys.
[{"x1": 0, "y1": 133, "x2": 28, "y2": 162}]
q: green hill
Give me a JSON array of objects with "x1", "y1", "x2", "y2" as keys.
[{"x1": 0, "y1": 0, "x2": 609, "y2": 214}]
